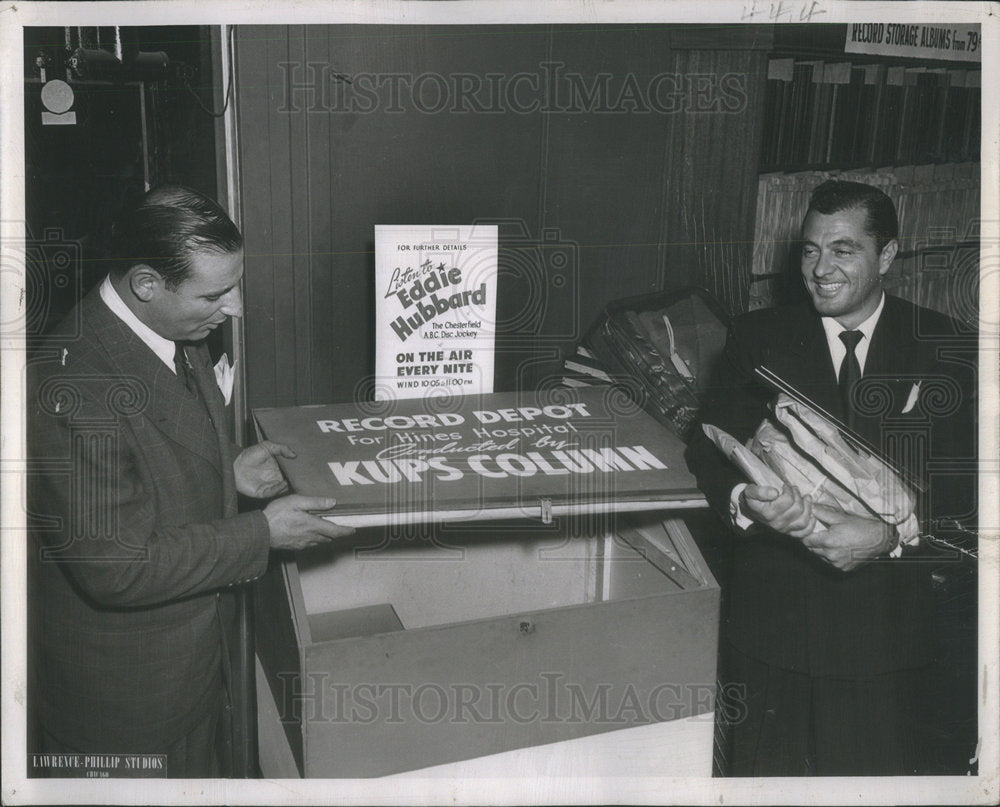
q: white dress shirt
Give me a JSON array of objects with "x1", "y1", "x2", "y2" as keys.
[
  {"x1": 99, "y1": 275, "x2": 178, "y2": 373},
  {"x1": 819, "y1": 291, "x2": 885, "y2": 378}
]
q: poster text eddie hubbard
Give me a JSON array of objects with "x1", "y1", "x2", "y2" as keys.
[{"x1": 389, "y1": 260, "x2": 486, "y2": 342}]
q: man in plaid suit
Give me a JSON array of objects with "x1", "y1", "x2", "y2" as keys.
[{"x1": 28, "y1": 186, "x2": 353, "y2": 777}]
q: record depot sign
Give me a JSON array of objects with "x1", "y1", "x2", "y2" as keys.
[{"x1": 254, "y1": 388, "x2": 702, "y2": 520}]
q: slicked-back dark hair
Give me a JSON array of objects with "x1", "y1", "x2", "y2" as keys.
[
  {"x1": 109, "y1": 185, "x2": 242, "y2": 289},
  {"x1": 806, "y1": 180, "x2": 899, "y2": 253}
]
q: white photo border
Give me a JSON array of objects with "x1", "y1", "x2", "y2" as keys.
[{"x1": 2, "y1": 1, "x2": 997, "y2": 804}]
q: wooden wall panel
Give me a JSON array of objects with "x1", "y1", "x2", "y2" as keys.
[
  {"x1": 660, "y1": 47, "x2": 766, "y2": 315},
  {"x1": 235, "y1": 25, "x2": 278, "y2": 404},
  {"x1": 304, "y1": 28, "x2": 335, "y2": 402},
  {"x1": 263, "y1": 28, "x2": 297, "y2": 408},
  {"x1": 324, "y1": 26, "x2": 551, "y2": 399},
  {"x1": 235, "y1": 24, "x2": 769, "y2": 411},
  {"x1": 286, "y1": 25, "x2": 315, "y2": 405}
]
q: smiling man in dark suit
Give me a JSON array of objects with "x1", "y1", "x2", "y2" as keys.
[
  {"x1": 686, "y1": 180, "x2": 976, "y2": 775},
  {"x1": 28, "y1": 186, "x2": 354, "y2": 777}
]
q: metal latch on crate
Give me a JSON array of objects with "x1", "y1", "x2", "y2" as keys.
[{"x1": 540, "y1": 497, "x2": 553, "y2": 524}]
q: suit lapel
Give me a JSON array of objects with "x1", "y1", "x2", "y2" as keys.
[
  {"x1": 187, "y1": 343, "x2": 238, "y2": 515},
  {"x1": 833, "y1": 293, "x2": 934, "y2": 457},
  {"x1": 763, "y1": 306, "x2": 844, "y2": 420},
  {"x1": 86, "y1": 292, "x2": 225, "y2": 475},
  {"x1": 864, "y1": 295, "x2": 913, "y2": 379}
]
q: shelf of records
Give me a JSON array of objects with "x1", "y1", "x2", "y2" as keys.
[{"x1": 760, "y1": 57, "x2": 981, "y2": 171}]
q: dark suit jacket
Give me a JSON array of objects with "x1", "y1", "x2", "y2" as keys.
[
  {"x1": 685, "y1": 295, "x2": 976, "y2": 677},
  {"x1": 28, "y1": 286, "x2": 270, "y2": 751}
]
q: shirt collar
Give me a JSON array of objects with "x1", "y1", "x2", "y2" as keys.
[
  {"x1": 820, "y1": 291, "x2": 886, "y2": 344},
  {"x1": 99, "y1": 275, "x2": 178, "y2": 372}
]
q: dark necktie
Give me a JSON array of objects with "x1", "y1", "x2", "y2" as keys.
[
  {"x1": 173, "y1": 342, "x2": 197, "y2": 394},
  {"x1": 838, "y1": 330, "x2": 863, "y2": 427}
]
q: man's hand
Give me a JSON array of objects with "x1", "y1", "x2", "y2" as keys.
[
  {"x1": 742, "y1": 483, "x2": 816, "y2": 538},
  {"x1": 803, "y1": 505, "x2": 897, "y2": 572},
  {"x1": 263, "y1": 495, "x2": 355, "y2": 551},
  {"x1": 234, "y1": 440, "x2": 293, "y2": 498}
]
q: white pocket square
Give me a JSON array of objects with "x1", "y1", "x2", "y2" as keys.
[
  {"x1": 214, "y1": 354, "x2": 237, "y2": 406},
  {"x1": 901, "y1": 381, "x2": 921, "y2": 414}
]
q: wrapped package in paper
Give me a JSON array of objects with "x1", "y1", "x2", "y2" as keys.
[
  {"x1": 701, "y1": 423, "x2": 783, "y2": 490},
  {"x1": 702, "y1": 394, "x2": 920, "y2": 550},
  {"x1": 771, "y1": 396, "x2": 919, "y2": 542},
  {"x1": 749, "y1": 419, "x2": 868, "y2": 517}
]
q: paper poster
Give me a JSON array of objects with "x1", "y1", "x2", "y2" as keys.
[{"x1": 375, "y1": 224, "x2": 498, "y2": 401}]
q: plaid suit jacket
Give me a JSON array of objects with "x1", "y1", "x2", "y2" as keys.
[{"x1": 28, "y1": 286, "x2": 270, "y2": 751}]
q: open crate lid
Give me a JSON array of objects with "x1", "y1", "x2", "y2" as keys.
[{"x1": 253, "y1": 387, "x2": 705, "y2": 527}]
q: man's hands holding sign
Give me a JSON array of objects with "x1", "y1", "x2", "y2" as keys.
[
  {"x1": 706, "y1": 394, "x2": 918, "y2": 572},
  {"x1": 235, "y1": 439, "x2": 356, "y2": 551}
]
